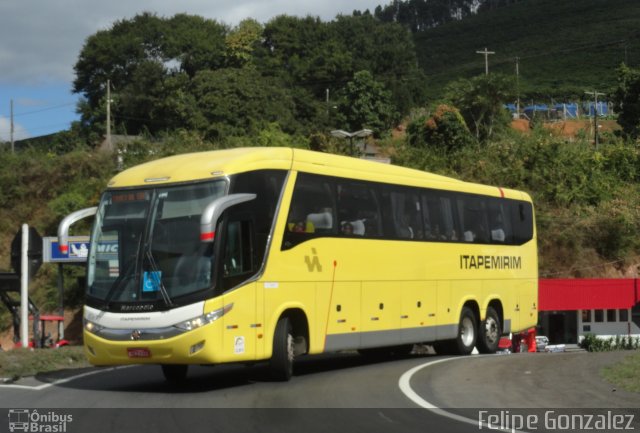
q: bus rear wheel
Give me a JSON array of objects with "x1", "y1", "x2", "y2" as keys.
[
  {"x1": 161, "y1": 364, "x2": 188, "y2": 384},
  {"x1": 270, "y1": 317, "x2": 294, "y2": 381},
  {"x1": 477, "y1": 306, "x2": 501, "y2": 354},
  {"x1": 455, "y1": 306, "x2": 477, "y2": 355}
]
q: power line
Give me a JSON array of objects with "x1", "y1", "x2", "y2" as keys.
[
  {"x1": 13, "y1": 102, "x2": 76, "y2": 118},
  {"x1": 0, "y1": 101, "x2": 77, "y2": 119}
]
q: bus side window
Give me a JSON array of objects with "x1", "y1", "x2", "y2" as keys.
[
  {"x1": 422, "y1": 191, "x2": 455, "y2": 241},
  {"x1": 388, "y1": 189, "x2": 422, "y2": 239},
  {"x1": 282, "y1": 173, "x2": 336, "y2": 250},
  {"x1": 511, "y1": 201, "x2": 534, "y2": 245},
  {"x1": 458, "y1": 195, "x2": 489, "y2": 243},
  {"x1": 440, "y1": 194, "x2": 458, "y2": 241},
  {"x1": 488, "y1": 199, "x2": 513, "y2": 244},
  {"x1": 337, "y1": 181, "x2": 382, "y2": 237},
  {"x1": 222, "y1": 220, "x2": 254, "y2": 288}
]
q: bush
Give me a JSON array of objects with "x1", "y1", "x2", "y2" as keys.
[
  {"x1": 580, "y1": 334, "x2": 640, "y2": 352},
  {"x1": 406, "y1": 104, "x2": 475, "y2": 152}
]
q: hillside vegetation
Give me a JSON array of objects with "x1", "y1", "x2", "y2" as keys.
[{"x1": 413, "y1": 0, "x2": 640, "y2": 99}]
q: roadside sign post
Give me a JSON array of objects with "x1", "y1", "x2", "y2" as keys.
[
  {"x1": 20, "y1": 224, "x2": 29, "y2": 349},
  {"x1": 43, "y1": 236, "x2": 91, "y2": 341}
]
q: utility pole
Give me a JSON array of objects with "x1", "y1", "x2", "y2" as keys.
[
  {"x1": 476, "y1": 47, "x2": 495, "y2": 75},
  {"x1": 585, "y1": 90, "x2": 605, "y2": 149},
  {"x1": 515, "y1": 57, "x2": 520, "y2": 119},
  {"x1": 105, "y1": 79, "x2": 112, "y2": 152},
  {"x1": 326, "y1": 88, "x2": 330, "y2": 117},
  {"x1": 10, "y1": 99, "x2": 14, "y2": 153}
]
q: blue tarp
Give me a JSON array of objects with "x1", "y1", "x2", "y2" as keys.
[
  {"x1": 554, "y1": 103, "x2": 579, "y2": 119},
  {"x1": 585, "y1": 101, "x2": 608, "y2": 116},
  {"x1": 523, "y1": 105, "x2": 548, "y2": 119}
]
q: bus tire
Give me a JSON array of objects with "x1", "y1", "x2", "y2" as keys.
[
  {"x1": 270, "y1": 317, "x2": 294, "y2": 381},
  {"x1": 477, "y1": 306, "x2": 501, "y2": 354},
  {"x1": 453, "y1": 306, "x2": 477, "y2": 355},
  {"x1": 161, "y1": 364, "x2": 188, "y2": 384}
]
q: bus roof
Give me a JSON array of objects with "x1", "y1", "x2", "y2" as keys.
[{"x1": 107, "y1": 147, "x2": 529, "y2": 201}]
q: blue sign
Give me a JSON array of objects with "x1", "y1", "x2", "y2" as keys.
[
  {"x1": 43, "y1": 236, "x2": 91, "y2": 263},
  {"x1": 143, "y1": 271, "x2": 162, "y2": 292}
]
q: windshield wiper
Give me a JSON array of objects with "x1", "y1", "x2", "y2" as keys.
[
  {"x1": 99, "y1": 258, "x2": 137, "y2": 310},
  {"x1": 145, "y1": 249, "x2": 174, "y2": 308}
]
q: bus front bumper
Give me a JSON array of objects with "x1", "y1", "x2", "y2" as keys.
[{"x1": 83, "y1": 325, "x2": 221, "y2": 366}]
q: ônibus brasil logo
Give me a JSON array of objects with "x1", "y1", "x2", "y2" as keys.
[{"x1": 8, "y1": 409, "x2": 73, "y2": 433}]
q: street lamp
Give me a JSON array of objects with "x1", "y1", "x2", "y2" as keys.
[{"x1": 330, "y1": 129, "x2": 373, "y2": 155}]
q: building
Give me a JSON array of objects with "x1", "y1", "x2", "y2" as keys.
[{"x1": 538, "y1": 279, "x2": 640, "y2": 344}]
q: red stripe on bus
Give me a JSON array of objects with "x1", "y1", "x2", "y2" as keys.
[{"x1": 200, "y1": 231, "x2": 215, "y2": 241}]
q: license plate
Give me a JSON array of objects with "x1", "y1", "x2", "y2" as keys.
[{"x1": 127, "y1": 348, "x2": 151, "y2": 358}]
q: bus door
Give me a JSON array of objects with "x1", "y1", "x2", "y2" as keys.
[{"x1": 219, "y1": 217, "x2": 260, "y2": 361}]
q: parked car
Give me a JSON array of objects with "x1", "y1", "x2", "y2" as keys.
[{"x1": 535, "y1": 336, "x2": 549, "y2": 352}]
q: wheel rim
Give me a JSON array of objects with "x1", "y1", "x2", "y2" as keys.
[
  {"x1": 484, "y1": 317, "x2": 499, "y2": 345},
  {"x1": 460, "y1": 316, "x2": 475, "y2": 347},
  {"x1": 286, "y1": 333, "x2": 294, "y2": 363}
]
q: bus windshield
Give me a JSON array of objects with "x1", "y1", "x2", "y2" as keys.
[{"x1": 87, "y1": 180, "x2": 226, "y2": 308}]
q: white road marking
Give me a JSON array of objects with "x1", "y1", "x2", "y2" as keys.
[
  {"x1": 1, "y1": 366, "x2": 133, "y2": 391},
  {"x1": 398, "y1": 356, "x2": 529, "y2": 433}
]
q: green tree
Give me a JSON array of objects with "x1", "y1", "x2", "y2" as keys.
[
  {"x1": 187, "y1": 68, "x2": 300, "y2": 139},
  {"x1": 257, "y1": 15, "x2": 353, "y2": 97},
  {"x1": 225, "y1": 19, "x2": 263, "y2": 68},
  {"x1": 613, "y1": 63, "x2": 640, "y2": 140},
  {"x1": 444, "y1": 73, "x2": 515, "y2": 142},
  {"x1": 337, "y1": 70, "x2": 398, "y2": 136},
  {"x1": 331, "y1": 14, "x2": 427, "y2": 114},
  {"x1": 73, "y1": 13, "x2": 227, "y2": 136}
]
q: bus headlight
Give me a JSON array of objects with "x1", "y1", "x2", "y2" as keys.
[
  {"x1": 84, "y1": 319, "x2": 105, "y2": 334},
  {"x1": 174, "y1": 303, "x2": 233, "y2": 331}
]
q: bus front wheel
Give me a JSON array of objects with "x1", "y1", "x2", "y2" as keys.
[
  {"x1": 270, "y1": 317, "x2": 294, "y2": 381},
  {"x1": 477, "y1": 306, "x2": 501, "y2": 354}
]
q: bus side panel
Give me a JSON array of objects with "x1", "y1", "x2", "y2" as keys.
[
  {"x1": 519, "y1": 278, "x2": 538, "y2": 331},
  {"x1": 360, "y1": 282, "x2": 401, "y2": 348},
  {"x1": 400, "y1": 281, "x2": 437, "y2": 344},
  {"x1": 436, "y1": 280, "x2": 456, "y2": 340},
  {"x1": 323, "y1": 281, "x2": 361, "y2": 352}
]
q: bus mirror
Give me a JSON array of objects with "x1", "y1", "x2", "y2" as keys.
[
  {"x1": 57, "y1": 207, "x2": 98, "y2": 254},
  {"x1": 200, "y1": 193, "x2": 256, "y2": 242}
]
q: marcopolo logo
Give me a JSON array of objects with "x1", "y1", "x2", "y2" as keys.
[{"x1": 7, "y1": 409, "x2": 73, "y2": 432}]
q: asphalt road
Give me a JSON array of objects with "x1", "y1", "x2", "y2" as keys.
[{"x1": 1, "y1": 350, "x2": 639, "y2": 433}]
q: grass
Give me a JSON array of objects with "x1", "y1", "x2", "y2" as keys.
[
  {"x1": 602, "y1": 350, "x2": 640, "y2": 393},
  {"x1": 0, "y1": 346, "x2": 90, "y2": 380}
]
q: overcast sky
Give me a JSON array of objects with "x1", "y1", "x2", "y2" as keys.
[{"x1": 0, "y1": 0, "x2": 385, "y2": 141}]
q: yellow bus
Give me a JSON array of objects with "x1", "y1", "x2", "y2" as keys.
[{"x1": 58, "y1": 147, "x2": 537, "y2": 382}]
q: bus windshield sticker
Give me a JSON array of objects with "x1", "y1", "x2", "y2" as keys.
[{"x1": 142, "y1": 271, "x2": 162, "y2": 292}]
